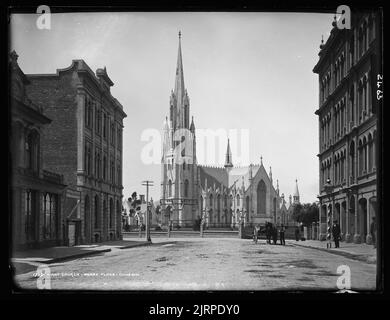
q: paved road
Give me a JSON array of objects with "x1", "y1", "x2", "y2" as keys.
[{"x1": 14, "y1": 238, "x2": 376, "y2": 291}]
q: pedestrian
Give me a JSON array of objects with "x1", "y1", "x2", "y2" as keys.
[
  {"x1": 272, "y1": 225, "x2": 278, "y2": 244},
  {"x1": 253, "y1": 225, "x2": 259, "y2": 244},
  {"x1": 265, "y1": 222, "x2": 271, "y2": 244},
  {"x1": 279, "y1": 224, "x2": 286, "y2": 245},
  {"x1": 370, "y1": 217, "x2": 377, "y2": 248},
  {"x1": 295, "y1": 226, "x2": 300, "y2": 241},
  {"x1": 332, "y1": 220, "x2": 341, "y2": 248}
]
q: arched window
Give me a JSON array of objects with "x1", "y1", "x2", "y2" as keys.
[
  {"x1": 224, "y1": 195, "x2": 227, "y2": 207},
  {"x1": 217, "y1": 194, "x2": 221, "y2": 212},
  {"x1": 349, "y1": 85, "x2": 355, "y2": 123},
  {"x1": 109, "y1": 198, "x2": 114, "y2": 228},
  {"x1": 103, "y1": 199, "x2": 107, "y2": 232},
  {"x1": 94, "y1": 195, "x2": 99, "y2": 228},
  {"x1": 349, "y1": 141, "x2": 355, "y2": 182},
  {"x1": 246, "y1": 196, "x2": 250, "y2": 215},
  {"x1": 25, "y1": 130, "x2": 39, "y2": 172},
  {"x1": 209, "y1": 194, "x2": 213, "y2": 207},
  {"x1": 236, "y1": 194, "x2": 240, "y2": 206},
  {"x1": 358, "y1": 139, "x2": 364, "y2": 176},
  {"x1": 368, "y1": 134, "x2": 373, "y2": 172},
  {"x1": 168, "y1": 180, "x2": 172, "y2": 197},
  {"x1": 184, "y1": 179, "x2": 189, "y2": 197},
  {"x1": 257, "y1": 180, "x2": 267, "y2": 215},
  {"x1": 363, "y1": 136, "x2": 368, "y2": 173},
  {"x1": 103, "y1": 155, "x2": 107, "y2": 180}
]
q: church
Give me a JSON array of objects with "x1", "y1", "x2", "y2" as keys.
[{"x1": 160, "y1": 33, "x2": 300, "y2": 228}]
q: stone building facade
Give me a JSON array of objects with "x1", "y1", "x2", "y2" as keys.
[
  {"x1": 10, "y1": 51, "x2": 67, "y2": 250},
  {"x1": 313, "y1": 12, "x2": 380, "y2": 243},
  {"x1": 161, "y1": 33, "x2": 297, "y2": 228},
  {"x1": 25, "y1": 59, "x2": 127, "y2": 244}
]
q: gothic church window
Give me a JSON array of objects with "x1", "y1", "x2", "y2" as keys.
[
  {"x1": 94, "y1": 195, "x2": 99, "y2": 228},
  {"x1": 184, "y1": 179, "x2": 189, "y2": 197},
  {"x1": 257, "y1": 180, "x2": 267, "y2": 215},
  {"x1": 168, "y1": 180, "x2": 172, "y2": 197}
]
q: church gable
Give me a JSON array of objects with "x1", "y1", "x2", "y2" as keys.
[{"x1": 251, "y1": 164, "x2": 276, "y2": 196}]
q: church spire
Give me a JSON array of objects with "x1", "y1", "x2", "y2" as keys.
[
  {"x1": 293, "y1": 179, "x2": 300, "y2": 204},
  {"x1": 224, "y1": 138, "x2": 233, "y2": 169},
  {"x1": 190, "y1": 116, "x2": 195, "y2": 133},
  {"x1": 174, "y1": 31, "x2": 185, "y2": 105}
]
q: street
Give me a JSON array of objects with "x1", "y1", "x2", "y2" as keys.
[{"x1": 14, "y1": 238, "x2": 376, "y2": 291}]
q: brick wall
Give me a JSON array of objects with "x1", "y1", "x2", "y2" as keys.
[{"x1": 26, "y1": 72, "x2": 78, "y2": 187}]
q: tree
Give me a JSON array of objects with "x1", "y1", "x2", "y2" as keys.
[
  {"x1": 292, "y1": 203, "x2": 319, "y2": 226},
  {"x1": 128, "y1": 192, "x2": 142, "y2": 226}
]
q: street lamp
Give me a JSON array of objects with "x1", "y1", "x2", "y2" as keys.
[
  {"x1": 142, "y1": 180, "x2": 153, "y2": 242},
  {"x1": 324, "y1": 178, "x2": 334, "y2": 248}
]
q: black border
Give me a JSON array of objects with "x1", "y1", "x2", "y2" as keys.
[{"x1": 2, "y1": 0, "x2": 387, "y2": 308}]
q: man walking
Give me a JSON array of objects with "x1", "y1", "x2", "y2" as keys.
[
  {"x1": 295, "y1": 226, "x2": 300, "y2": 241},
  {"x1": 332, "y1": 220, "x2": 341, "y2": 248},
  {"x1": 253, "y1": 224, "x2": 260, "y2": 244},
  {"x1": 272, "y1": 225, "x2": 278, "y2": 244},
  {"x1": 279, "y1": 224, "x2": 286, "y2": 245}
]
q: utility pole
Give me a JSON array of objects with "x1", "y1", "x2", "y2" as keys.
[{"x1": 142, "y1": 180, "x2": 154, "y2": 242}]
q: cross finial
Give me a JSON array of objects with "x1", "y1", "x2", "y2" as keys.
[
  {"x1": 178, "y1": 30, "x2": 181, "y2": 39},
  {"x1": 260, "y1": 156, "x2": 263, "y2": 164}
]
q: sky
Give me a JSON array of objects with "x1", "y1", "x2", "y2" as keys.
[{"x1": 10, "y1": 11, "x2": 334, "y2": 203}]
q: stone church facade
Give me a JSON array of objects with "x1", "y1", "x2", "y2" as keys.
[{"x1": 160, "y1": 33, "x2": 299, "y2": 228}]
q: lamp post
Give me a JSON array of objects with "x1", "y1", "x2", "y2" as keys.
[
  {"x1": 142, "y1": 180, "x2": 153, "y2": 242},
  {"x1": 324, "y1": 178, "x2": 334, "y2": 248}
]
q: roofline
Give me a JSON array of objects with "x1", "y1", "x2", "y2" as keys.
[{"x1": 26, "y1": 59, "x2": 127, "y2": 117}]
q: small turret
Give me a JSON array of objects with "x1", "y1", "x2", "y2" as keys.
[
  {"x1": 224, "y1": 138, "x2": 233, "y2": 170},
  {"x1": 293, "y1": 179, "x2": 300, "y2": 204}
]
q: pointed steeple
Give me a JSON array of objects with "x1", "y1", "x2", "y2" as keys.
[
  {"x1": 269, "y1": 166, "x2": 273, "y2": 184},
  {"x1": 174, "y1": 31, "x2": 185, "y2": 106},
  {"x1": 224, "y1": 138, "x2": 233, "y2": 169},
  {"x1": 293, "y1": 179, "x2": 300, "y2": 204},
  {"x1": 190, "y1": 116, "x2": 195, "y2": 133}
]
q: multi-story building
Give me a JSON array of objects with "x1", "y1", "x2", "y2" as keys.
[
  {"x1": 313, "y1": 11, "x2": 380, "y2": 243},
  {"x1": 10, "y1": 51, "x2": 67, "y2": 250},
  {"x1": 25, "y1": 59, "x2": 127, "y2": 244}
]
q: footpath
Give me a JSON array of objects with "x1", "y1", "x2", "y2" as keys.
[
  {"x1": 11, "y1": 239, "x2": 152, "y2": 275},
  {"x1": 291, "y1": 239, "x2": 377, "y2": 264}
]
